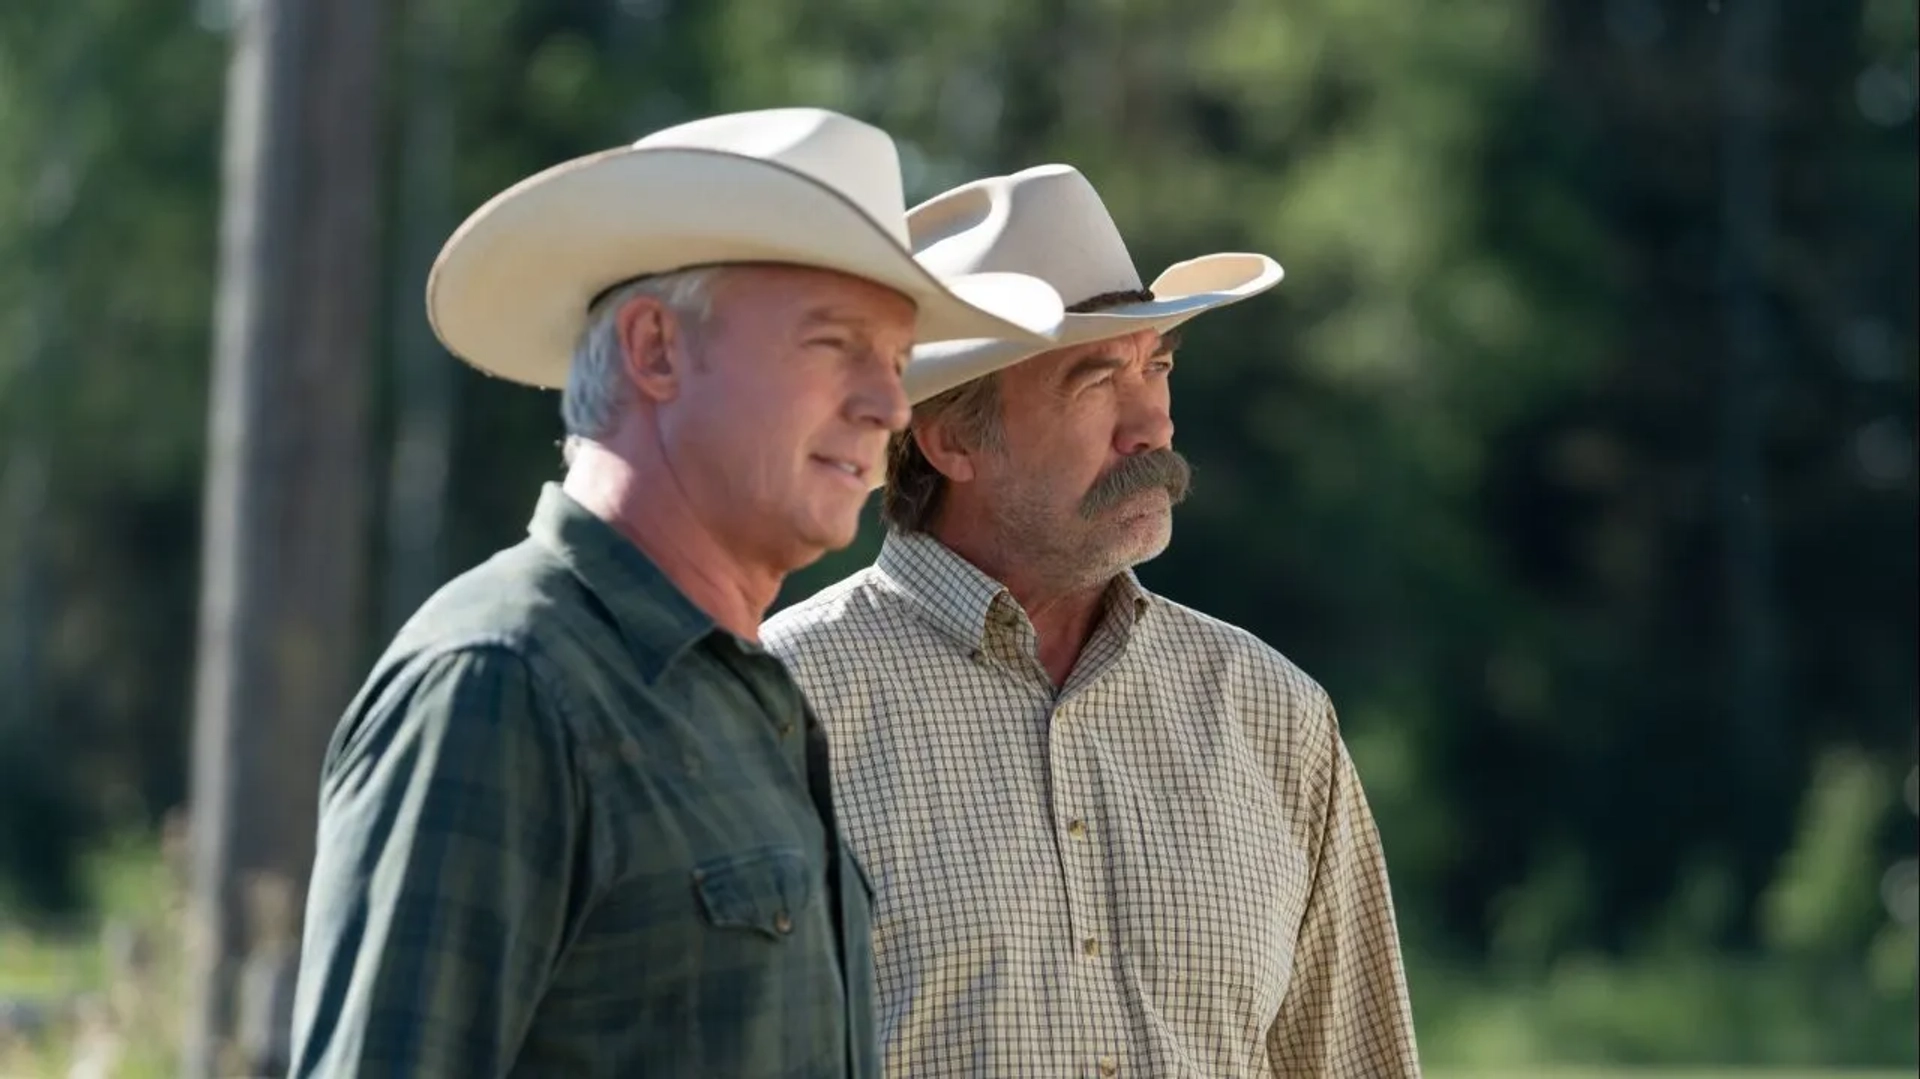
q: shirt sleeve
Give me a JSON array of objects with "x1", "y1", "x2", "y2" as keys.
[
  {"x1": 1266, "y1": 694, "x2": 1422, "y2": 1078},
  {"x1": 290, "y1": 645, "x2": 584, "y2": 1078}
]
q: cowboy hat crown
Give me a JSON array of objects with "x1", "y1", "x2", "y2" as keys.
[
  {"x1": 902, "y1": 163, "x2": 1284, "y2": 403},
  {"x1": 427, "y1": 108, "x2": 1067, "y2": 388}
]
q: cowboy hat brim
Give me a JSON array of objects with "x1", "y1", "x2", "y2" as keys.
[
  {"x1": 901, "y1": 251, "x2": 1282, "y2": 404},
  {"x1": 428, "y1": 147, "x2": 1068, "y2": 389}
]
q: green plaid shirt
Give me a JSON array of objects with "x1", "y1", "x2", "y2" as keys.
[{"x1": 291, "y1": 484, "x2": 877, "y2": 1078}]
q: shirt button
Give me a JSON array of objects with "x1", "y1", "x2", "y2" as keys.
[
  {"x1": 1066, "y1": 818, "x2": 1088, "y2": 840},
  {"x1": 774, "y1": 911, "x2": 793, "y2": 934},
  {"x1": 1098, "y1": 1056, "x2": 1119, "y2": 1077},
  {"x1": 1081, "y1": 937, "x2": 1100, "y2": 957},
  {"x1": 777, "y1": 720, "x2": 794, "y2": 736},
  {"x1": 620, "y1": 740, "x2": 642, "y2": 764}
]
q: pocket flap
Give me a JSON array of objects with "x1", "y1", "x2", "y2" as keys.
[{"x1": 692, "y1": 846, "x2": 814, "y2": 939}]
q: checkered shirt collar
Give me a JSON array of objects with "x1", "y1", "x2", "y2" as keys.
[{"x1": 873, "y1": 530, "x2": 1151, "y2": 654}]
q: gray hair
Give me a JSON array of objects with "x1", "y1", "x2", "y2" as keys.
[
  {"x1": 879, "y1": 372, "x2": 1004, "y2": 534},
  {"x1": 561, "y1": 266, "x2": 726, "y2": 443}
]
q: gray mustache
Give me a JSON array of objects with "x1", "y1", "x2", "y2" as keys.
[{"x1": 1079, "y1": 449, "x2": 1192, "y2": 518}]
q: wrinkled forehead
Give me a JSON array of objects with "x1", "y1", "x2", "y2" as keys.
[{"x1": 1014, "y1": 326, "x2": 1168, "y2": 384}]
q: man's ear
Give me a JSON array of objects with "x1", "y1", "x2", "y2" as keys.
[
  {"x1": 912, "y1": 415, "x2": 978, "y2": 484},
  {"x1": 615, "y1": 295, "x2": 688, "y2": 404}
]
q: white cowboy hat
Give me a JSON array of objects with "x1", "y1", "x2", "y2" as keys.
[
  {"x1": 426, "y1": 108, "x2": 1068, "y2": 388},
  {"x1": 902, "y1": 164, "x2": 1284, "y2": 403}
]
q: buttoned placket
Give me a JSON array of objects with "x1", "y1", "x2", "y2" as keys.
[
  {"x1": 982, "y1": 594, "x2": 1138, "y2": 1074},
  {"x1": 1052, "y1": 682, "x2": 1135, "y2": 1078},
  {"x1": 715, "y1": 637, "x2": 805, "y2": 746},
  {"x1": 708, "y1": 637, "x2": 838, "y2": 947},
  {"x1": 1068, "y1": 600, "x2": 1147, "y2": 1077}
]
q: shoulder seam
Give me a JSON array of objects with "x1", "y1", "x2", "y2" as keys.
[{"x1": 398, "y1": 638, "x2": 591, "y2": 748}]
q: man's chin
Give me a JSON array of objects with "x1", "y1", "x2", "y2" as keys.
[
  {"x1": 814, "y1": 517, "x2": 863, "y2": 557},
  {"x1": 774, "y1": 514, "x2": 862, "y2": 575},
  {"x1": 1123, "y1": 518, "x2": 1174, "y2": 567},
  {"x1": 837, "y1": 501, "x2": 876, "y2": 544},
  {"x1": 1091, "y1": 507, "x2": 1174, "y2": 575}
]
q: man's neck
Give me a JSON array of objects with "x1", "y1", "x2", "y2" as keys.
[
  {"x1": 563, "y1": 443, "x2": 780, "y2": 641},
  {"x1": 927, "y1": 525, "x2": 1109, "y2": 689},
  {"x1": 1018, "y1": 583, "x2": 1109, "y2": 690}
]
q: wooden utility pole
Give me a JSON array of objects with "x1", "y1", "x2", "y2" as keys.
[{"x1": 185, "y1": 0, "x2": 386, "y2": 1072}]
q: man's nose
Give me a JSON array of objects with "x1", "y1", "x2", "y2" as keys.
[
  {"x1": 1117, "y1": 394, "x2": 1174, "y2": 455},
  {"x1": 852, "y1": 361, "x2": 912, "y2": 433}
]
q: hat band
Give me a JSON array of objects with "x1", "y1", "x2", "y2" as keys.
[{"x1": 1066, "y1": 287, "x2": 1154, "y2": 314}]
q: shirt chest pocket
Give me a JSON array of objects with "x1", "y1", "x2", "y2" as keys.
[{"x1": 692, "y1": 845, "x2": 816, "y2": 940}]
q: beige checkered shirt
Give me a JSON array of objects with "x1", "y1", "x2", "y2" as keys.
[{"x1": 762, "y1": 532, "x2": 1421, "y2": 1078}]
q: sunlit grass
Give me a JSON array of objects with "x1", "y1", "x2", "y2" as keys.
[
  {"x1": 0, "y1": 833, "x2": 183, "y2": 1078},
  {"x1": 0, "y1": 929, "x2": 96, "y2": 997}
]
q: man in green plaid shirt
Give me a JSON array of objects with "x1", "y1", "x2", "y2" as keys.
[{"x1": 287, "y1": 109, "x2": 1064, "y2": 1077}]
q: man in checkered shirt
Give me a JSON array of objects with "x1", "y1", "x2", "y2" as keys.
[{"x1": 763, "y1": 164, "x2": 1423, "y2": 1078}]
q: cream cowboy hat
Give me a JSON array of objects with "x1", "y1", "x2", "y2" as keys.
[
  {"x1": 903, "y1": 164, "x2": 1284, "y2": 403},
  {"x1": 426, "y1": 108, "x2": 1067, "y2": 388}
]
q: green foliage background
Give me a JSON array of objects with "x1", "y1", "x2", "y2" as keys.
[{"x1": 1, "y1": 0, "x2": 1914, "y2": 1066}]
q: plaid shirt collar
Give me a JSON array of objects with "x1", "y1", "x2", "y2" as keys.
[
  {"x1": 873, "y1": 529, "x2": 1151, "y2": 657},
  {"x1": 527, "y1": 482, "x2": 716, "y2": 683}
]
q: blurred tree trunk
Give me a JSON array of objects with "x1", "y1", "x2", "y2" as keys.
[
  {"x1": 382, "y1": 0, "x2": 457, "y2": 637},
  {"x1": 184, "y1": 0, "x2": 387, "y2": 1072}
]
